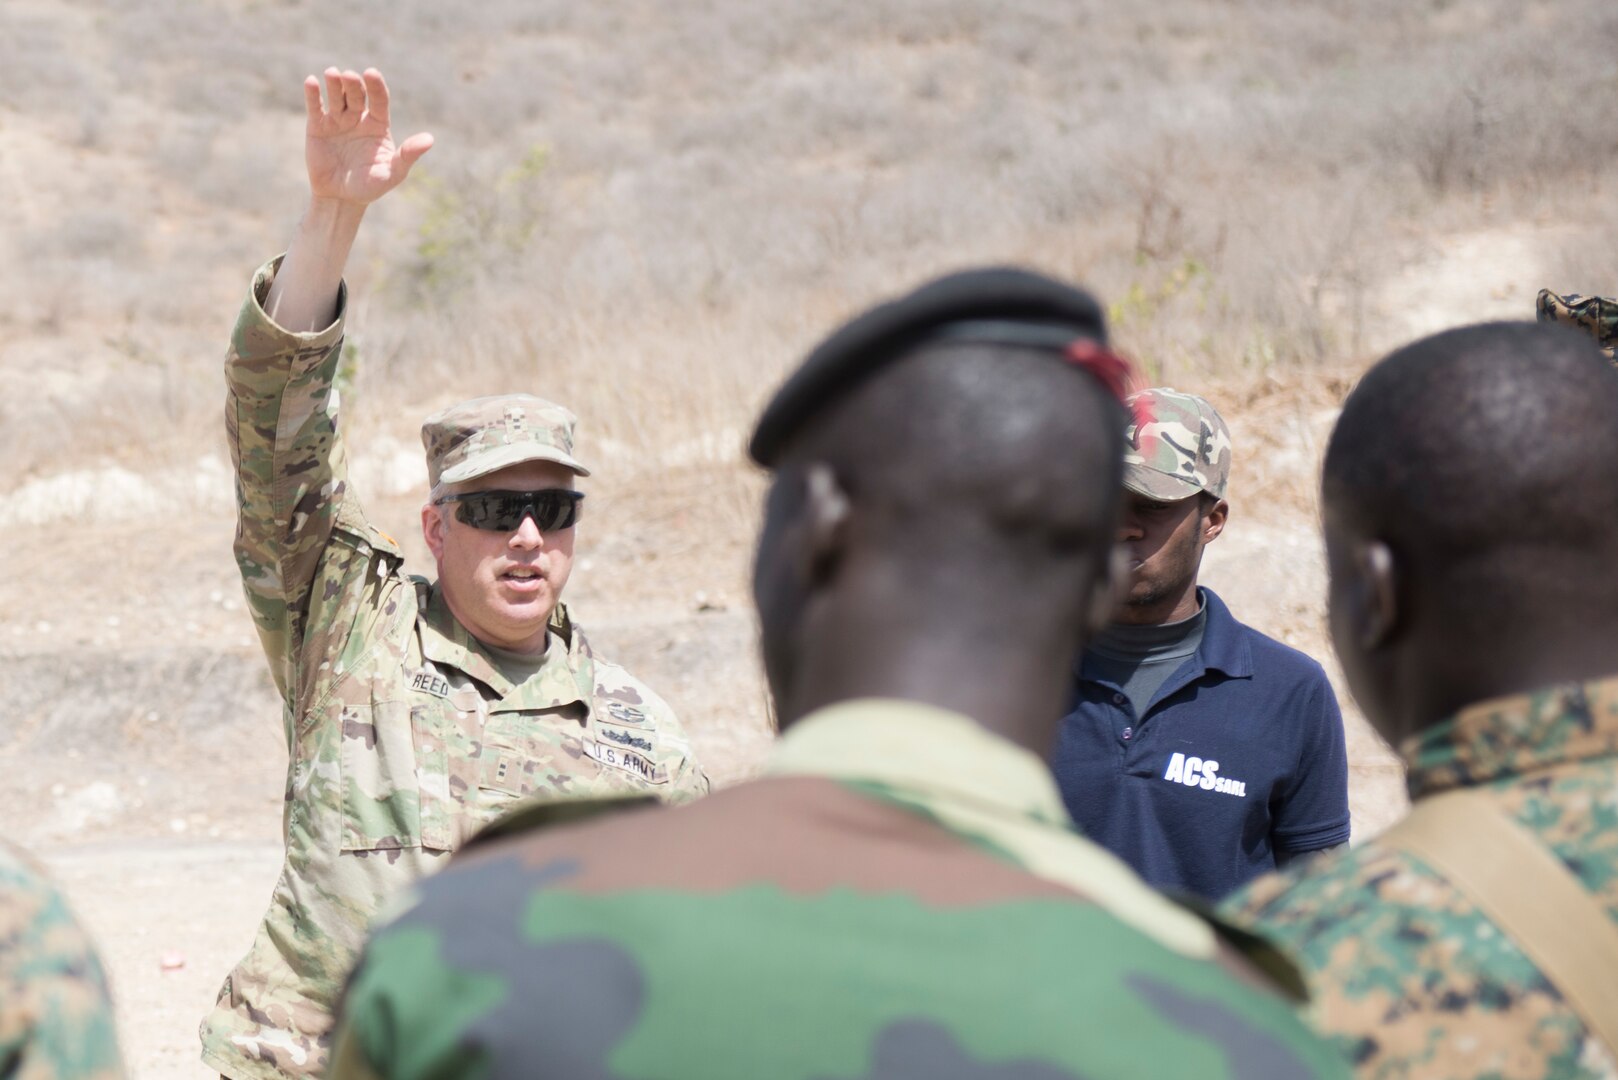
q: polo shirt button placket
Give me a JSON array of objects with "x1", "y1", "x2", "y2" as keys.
[{"x1": 1109, "y1": 693, "x2": 1135, "y2": 748}]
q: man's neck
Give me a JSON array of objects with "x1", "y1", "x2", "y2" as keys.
[
  {"x1": 438, "y1": 590, "x2": 552, "y2": 657},
  {"x1": 780, "y1": 632, "x2": 1076, "y2": 757},
  {"x1": 1115, "y1": 580, "x2": 1202, "y2": 626},
  {"x1": 483, "y1": 634, "x2": 554, "y2": 669},
  {"x1": 1403, "y1": 632, "x2": 1618, "y2": 744},
  {"x1": 1094, "y1": 598, "x2": 1206, "y2": 660}
]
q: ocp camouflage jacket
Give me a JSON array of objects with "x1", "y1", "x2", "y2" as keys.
[{"x1": 202, "y1": 259, "x2": 707, "y2": 1080}]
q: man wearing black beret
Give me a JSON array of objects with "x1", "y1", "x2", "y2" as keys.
[{"x1": 330, "y1": 269, "x2": 1347, "y2": 1079}]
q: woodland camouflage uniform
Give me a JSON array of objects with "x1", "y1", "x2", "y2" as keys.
[
  {"x1": 1226, "y1": 677, "x2": 1618, "y2": 1078},
  {"x1": 0, "y1": 842, "x2": 124, "y2": 1080},
  {"x1": 202, "y1": 258, "x2": 707, "y2": 1080},
  {"x1": 330, "y1": 699, "x2": 1349, "y2": 1080}
]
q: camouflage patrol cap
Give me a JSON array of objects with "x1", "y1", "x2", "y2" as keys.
[
  {"x1": 1536, "y1": 290, "x2": 1618, "y2": 360},
  {"x1": 422, "y1": 394, "x2": 590, "y2": 489},
  {"x1": 1123, "y1": 388, "x2": 1232, "y2": 501}
]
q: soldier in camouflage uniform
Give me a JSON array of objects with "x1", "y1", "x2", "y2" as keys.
[
  {"x1": 1224, "y1": 320, "x2": 1618, "y2": 1077},
  {"x1": 202, "y1": 68, "x2": 707, "y2": 1080},
  {"x1": 0, "y1": 842, "x2": 124, "y2": 1079},
  {"x1": 328, "y1": 269, "x2": 1350, "y2": 1079}
]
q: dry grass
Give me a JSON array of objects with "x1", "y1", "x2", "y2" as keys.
[
  {"x1": 3, "y1": 0, "x2": 1618, "y2": 502},
  {"x1": 3, "y1": 1, "x2": 1618, "y2": 472}
]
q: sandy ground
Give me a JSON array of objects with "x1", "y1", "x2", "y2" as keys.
[{"x1": 42, "y1": 842, "x2": 283, "y2": 1080}]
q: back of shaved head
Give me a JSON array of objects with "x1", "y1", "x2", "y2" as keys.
[
  {"x1": 1326, "y1": 322, "x2": 1618, "y2": 570},
  {"x1": 755, "y1": 338, "x2": 1128, "y2": 737},
  {"x1": 1322, "y1": 321, "x2": 1618, "y2": 738},
  {"x1": 787, "y1": 340, "x2": 1126, "y2": 583}
]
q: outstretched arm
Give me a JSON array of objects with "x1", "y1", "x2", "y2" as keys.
[
  {"x1": 228, "y1": 67, "x2": 430, "y2": 709},
  {"x1": 265, "y1": 67, "x2": 433, "y2": 332}
]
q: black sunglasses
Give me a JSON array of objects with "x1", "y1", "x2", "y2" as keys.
[{"x1": 435, "y1": 489, "x2": 585, "y2": 532}]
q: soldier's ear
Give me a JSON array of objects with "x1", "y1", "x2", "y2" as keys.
[
  {"x1": 802, "y1": 463, "x2": 851, "y2": 586},
  {"x1": 422, "y1": 502, "x2": 448, "y2": 561},
  {"x1": 1201, "y1": 497, "x2": 1229, "y2": 545},
  {"x1": 1352, "y1": 539, "x2": 1399, "y2": 650}
]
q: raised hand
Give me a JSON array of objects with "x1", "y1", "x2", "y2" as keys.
[
  {"x1": 302, "y1": 67, "x2": 434, "y2": 207},
  {"x1": 265, "y1": 67, "x2": 433, "y2": 330}
]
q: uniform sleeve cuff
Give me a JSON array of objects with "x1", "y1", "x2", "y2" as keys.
[{"x1": 238, "y1": 254, "x2": 349, "y2": 353}]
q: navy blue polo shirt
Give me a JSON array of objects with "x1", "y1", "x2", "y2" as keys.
[{"x1": 1051, "y1": 588, "x2": 1350, "y2": 901}]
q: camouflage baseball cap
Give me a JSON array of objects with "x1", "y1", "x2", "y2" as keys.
[
  {"x1": 422, "y1": 394, "x2": 590, "y2": 489},
  {"x1": 1123, "y1": 388, "x2": 1232, "y2": 501},
  {"x1": 1536, "y1": 290, "x2": 1618, "y2": 360}
]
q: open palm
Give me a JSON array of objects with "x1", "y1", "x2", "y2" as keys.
[{"x1": 303, "y1": 68, "x2": 433, "y2": 206}]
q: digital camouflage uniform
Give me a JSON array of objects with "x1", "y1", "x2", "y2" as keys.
[
  {"x1": 1537, "y1": 290, "x2": 1618, "y2": 361},
  {"x1": 1225, "y1": 676, "x2": 1618, "y2": 1078},
  {"x1": 203, "y1": 258, "x2": 708, "y2": 1080},
  {"x1": 0, "y1": 843, "x2": 124, "y2": 1079},
  {"x1": 329, "y1": 699, "x2": 1349, "y2": 1080}
]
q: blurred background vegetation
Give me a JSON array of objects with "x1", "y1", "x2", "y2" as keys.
[{"x1": 4, "y1": 0, "x2": 1616, "y2": 486}]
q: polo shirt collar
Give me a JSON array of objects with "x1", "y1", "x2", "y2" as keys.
[
  {"x1": 419, "y1": 585, "x2": 588, "y2": 711},
  {"x1": 1190, "y1": 588, "x2": 1252, "y2": 679},
  {"x1": 1404, "y1": 673, "x2": 1618, "y2": 799},
  {"x1": 1079, "y1": 586, "x2": 1252, "y2": 684},
  {"x1": 766, "y1": 698, "x2": 1072, "y2": 829}
]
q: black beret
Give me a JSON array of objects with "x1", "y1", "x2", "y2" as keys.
[{"x1": 749, "y1": 267, "x2": 1110, "y2": 467}]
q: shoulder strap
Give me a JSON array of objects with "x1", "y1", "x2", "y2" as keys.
[{"x1": 1382, "y1": 789, "x2": 1618, "y2": 1054}]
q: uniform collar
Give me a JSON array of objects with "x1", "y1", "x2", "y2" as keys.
[
  {"x1": 1404, "y1": 674, "x2": 1618, "y2": 799},
  {"x1": 419, "y1": 585, "x2": 590, "y2": 711},
  {"x1": 766, "y1": 699, "x2": 1226, "y2": 963},
  {"x1": 766, "y1": 698, "x2": 1072, "y2": 828}
]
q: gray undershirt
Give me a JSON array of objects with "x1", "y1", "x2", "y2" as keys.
[
  {"x1": 484, "y1": 637, "x2": 553, "y2": 685},
  {"x1": 1085, "y1": 600, "x2": 1207, "y2": 722}
]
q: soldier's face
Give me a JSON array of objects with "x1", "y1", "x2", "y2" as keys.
[
  {"x1": 1113, "y1": 491, "x2": 1224, "y2": 624},
  {"x1": 423, "y1": 459, "x2": 578, "y2": 654}
]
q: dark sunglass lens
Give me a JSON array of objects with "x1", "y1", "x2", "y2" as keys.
[
  {"x1": 530, "y1": 491, "x2": 582, "y2": 531},
  {"x1": 454, "y1": 491, "x2": 581, "y2": 532},
  {"x1": 455, "y1": 493, "x2": 522, "y2": 531}
]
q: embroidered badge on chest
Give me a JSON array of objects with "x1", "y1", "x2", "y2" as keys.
[
  {"x1": 410, "y1": 667, "x2": 452, "y2": 699},
  {"x1": 584, "y1": 739, "x2": 669, "y2": 784},
  {"x1": 604, "y1": 701, "x2": 647, "y2": 725},
  {"x1": 599, "y1": 726, "x2": 654, "y2": 752}
]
